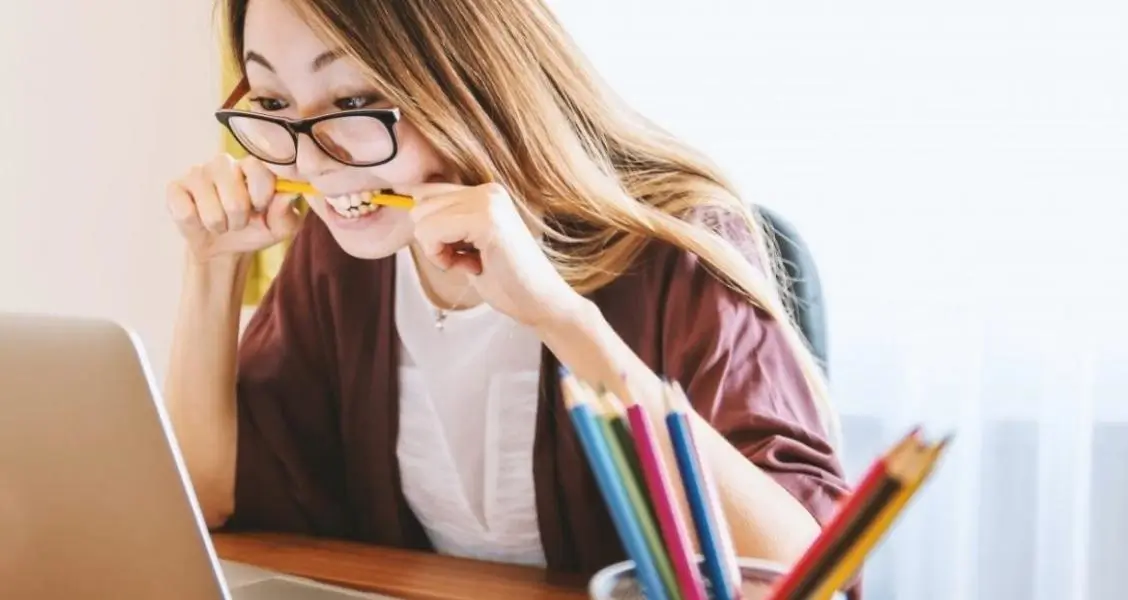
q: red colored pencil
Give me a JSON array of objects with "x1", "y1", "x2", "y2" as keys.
[
  {"x1": 765, "y1": 428, "x2": 922, "y2": 600},
  {"x1": 625, "y1": 401, "x2": 708, "y2": 600}
]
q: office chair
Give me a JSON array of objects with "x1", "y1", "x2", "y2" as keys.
[{"x1": 756, "y1": 207, "x2": 829, "y2": 377}]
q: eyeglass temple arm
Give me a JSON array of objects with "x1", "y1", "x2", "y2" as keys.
[{"x1": 222, "y1": 75, "x2": 250, "y2": 110}]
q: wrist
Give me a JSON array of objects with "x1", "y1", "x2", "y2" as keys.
[
  {"x1": 532, "y1": 291, "x2": 597, "y2": 342},
  {"x1": 182, "y1": 251, "x2": 252, "y2": 311},
  {"x1": 534, "y1": 294, "x2": 640, "y2": 399}
]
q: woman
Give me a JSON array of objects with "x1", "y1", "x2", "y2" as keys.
[{"x1": 165, "y1": 0, "x2": 850, "y2": 579}]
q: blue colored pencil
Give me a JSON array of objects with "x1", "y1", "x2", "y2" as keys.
[
  {"x1": 594, "y1": 392, "x2": 682, "y2": 600},
  {"x1": 561, "y1": 371, "x2": 670, "y2": 600},
  {"x1": 664, "y1": 384, "x2": 743, "y2": 600}
]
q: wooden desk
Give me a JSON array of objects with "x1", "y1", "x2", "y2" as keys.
[{"x1": 211, "y1": 533, "x2": 589, "y2": 600}]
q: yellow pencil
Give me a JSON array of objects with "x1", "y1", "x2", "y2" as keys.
[
  {"x1": 274, "y1": 178, "x2": 415, "y2": 209},
  {"x1": 808, "y1": 437, "x2": 951, "y2": 600}
]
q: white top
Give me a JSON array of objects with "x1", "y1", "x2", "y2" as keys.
[{"x1": 393, "y1": 248, "x2": 547, "y2": 566}]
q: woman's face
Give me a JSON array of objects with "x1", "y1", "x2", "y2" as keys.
[{"x1": 241, "y1": 0, "x2": 448, "y2": 259}]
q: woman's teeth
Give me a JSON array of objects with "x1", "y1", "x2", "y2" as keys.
[{"x1": 325, "y1": 192, "x2": 378, "y2": 220}]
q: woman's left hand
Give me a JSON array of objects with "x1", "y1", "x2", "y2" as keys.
[{"x1": 396, "y1": 181, "x2": 588, "y2": 331}]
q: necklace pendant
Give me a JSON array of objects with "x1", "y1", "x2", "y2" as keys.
[{"x1": 435, "y1": 312, "x2": 447, "y2": 331}]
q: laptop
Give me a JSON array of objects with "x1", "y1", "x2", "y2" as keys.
[{"x1": 0, "y1": 312, "x2": 396, "y2": 599}]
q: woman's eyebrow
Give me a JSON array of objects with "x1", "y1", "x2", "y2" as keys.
[
  {"x1": 310, "y1": 49, "x2": 342, "y2": 71},
  {"x1": 242, "y1": 49, "x2": 342, "y2": 73},
  {"x1": 244, "y1": 50, "x2": 274, "y2": 72}
]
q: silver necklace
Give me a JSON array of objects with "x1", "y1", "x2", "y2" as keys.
[
  {"x1": 407, "y1": 246, "x2": 476, "y2": 331},
  {"x1": 433, "y1": 285, "x2": 475, "y2": 331}
]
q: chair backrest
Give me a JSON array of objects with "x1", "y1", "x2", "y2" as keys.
[{"x1": 756, "y1": 207, "x2": 829, "y2": 377}]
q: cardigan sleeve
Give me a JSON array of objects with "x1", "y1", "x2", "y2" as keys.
[
  {"x1": 657, "y1": 213, "x2": 850, "y2": 528},
  {"x1": 224, "y1": 219, "x2": 347, "y2": 536}
]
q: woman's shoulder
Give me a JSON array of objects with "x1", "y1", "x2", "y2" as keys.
[
  {"x1": 588, "y1": 204, "x2": 790, "y2": 367},
  {"x1": 611, "y1": 204, "x2": 773, "y2": 299}
]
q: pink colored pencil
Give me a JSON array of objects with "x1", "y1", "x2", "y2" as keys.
[{"x1": 625, "y1": 402, "x2": 708, "y2": 600}]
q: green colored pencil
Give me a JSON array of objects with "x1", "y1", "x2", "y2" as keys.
[{"x1": 594, "y1": 389, "x2": 683, "y2": 600}]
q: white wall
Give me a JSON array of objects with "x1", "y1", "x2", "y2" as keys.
[
  {"x1": 0, "y1": 0, "x2": 221, "y2": 378},
  {"x1": 547, "y1": 2, "x2": 1127, "y2": 598}
]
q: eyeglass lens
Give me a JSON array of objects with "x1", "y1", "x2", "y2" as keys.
[{"x1": 227, "y1": 115, "x2": 395, "y2": 165}]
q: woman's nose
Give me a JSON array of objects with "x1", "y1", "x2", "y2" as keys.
[{"x1": 294, "y1": 134, "x2": 341, "y2": 179}]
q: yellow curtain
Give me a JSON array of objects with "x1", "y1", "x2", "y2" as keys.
[{"x1": 220, "y1": 42, "x2": 295, "y2": 306}]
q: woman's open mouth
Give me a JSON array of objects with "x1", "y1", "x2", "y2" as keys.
[{"x1": 323, "y1": 192, "x2": 380, "y2": 220}]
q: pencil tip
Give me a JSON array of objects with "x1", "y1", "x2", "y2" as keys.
[
  {"x1": 936, "y1": 433, "x2": 955, "y2": 452},
  {"x1": 668, "y1": 380, "x2": 691, "y2": 412}
]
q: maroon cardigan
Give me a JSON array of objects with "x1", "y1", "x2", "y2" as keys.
[{"x1": 227, "y1": 212, "x2": 850, "y2": 577}]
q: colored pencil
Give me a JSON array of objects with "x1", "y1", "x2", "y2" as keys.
[
  {"x1": 593, "y1": 391, "x2": 682, "y2": 600},
  {"x1": 596, "y1": 391, "x2": 657, "y2": 521},
  {"x1": 560, "y1": 371, "x2": 669, "y2": 600},
  {"x1": 807, "y1": 437, "x2": 951, "y2": 600},
  {"x1": 274, "y1": 178, "x2": 415, "y2": 209},
  {"x1": 766, "y1": 429, "x2": 923, "y2": 600},
  {"x1": 782, "y1": 444, "x2": 918, "y2": 600},
  {"x1": 557, "y1": 371, "x2": 949, "y2": 600},
  {"x1": 665, "y1": 384, "x2": 743, "y2": 600},
  {"x1": 625, "y1": 399, "x2": 709, "y2": 600},
  {"x1": 765, "y1": 430, "x2": 951, "y2": 600}
]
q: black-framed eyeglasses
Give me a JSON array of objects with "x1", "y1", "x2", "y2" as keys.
[{"x1": 214, "y1": 76, "x2": 401, "y2": 167}]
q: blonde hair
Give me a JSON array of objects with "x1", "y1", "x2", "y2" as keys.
[{"x1": 221, "y1": 0, "x2": 840, "y2": 446}]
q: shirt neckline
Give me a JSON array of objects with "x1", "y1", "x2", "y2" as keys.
[{"x1": 395, "y1": 246, "x2": 494, "y2": 322}]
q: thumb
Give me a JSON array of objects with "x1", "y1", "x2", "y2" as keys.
[
  {"x1": 264, "y1": 193, "x2": 302, "y2": 238},
  {"x1": 391, "y1": 181, "x2": 466, "y2": 201}
]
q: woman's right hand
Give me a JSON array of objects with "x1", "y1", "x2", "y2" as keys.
[{"x1": 166, "y1": 154, "x2": 301, "y2": 263}]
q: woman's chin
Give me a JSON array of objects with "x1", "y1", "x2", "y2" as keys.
[{"x1": 320, "y1": 204, "x2": 409, "y2": 260}]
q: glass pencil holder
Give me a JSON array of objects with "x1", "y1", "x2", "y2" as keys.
[{"x1": 588, "y1": 556, "x2": 848, "y2": 600}]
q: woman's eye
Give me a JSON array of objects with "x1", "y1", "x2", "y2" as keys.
[
  {"x1": 335, "y1": 95, "x2": 376, "y2": 111},
  {"x1": 249, "y1": 97, "x2": 288, "y2": 112}
]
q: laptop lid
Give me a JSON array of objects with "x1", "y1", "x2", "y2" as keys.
[{"x1": 0, "y1": 312, "x2": 232, "y2": 600}]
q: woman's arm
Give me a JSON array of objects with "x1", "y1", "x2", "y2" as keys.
[
  {"x1": 163, "y1": 254, "x2": 250, "y2": 528},
  {"x1": 537, "y1": 299, "x2": 822, "y2": 565},
  {"x1": 397, "y1": 181, "x2": 841, "y2": 564}
]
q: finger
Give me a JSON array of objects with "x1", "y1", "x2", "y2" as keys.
[
  {"x1": 415, "y1": 230, "x2": 459, "y2": 271},
  {"x1": 392, "y1": 181, "x2": 467, "y2": 204},
  {"x1": 425, "y1": 243, "x2": 481, "y2": 275},
  {"x1": 240, "y1": 156, "x2": 277, "y2": 212},
  {"x1": 444, "y1": 246, "x2": 483, "y2": 276},
  {"x1": 408, "y1": 196, "x2": 459, "y2": 227},
  {"x1": 414, "y1": 215, "x2": 468, "y2": 266},
  {"x1": 414, "y1": 210, "x2": 480, "y2": 248},
  {"x1": 264, "y1": 193, "x2": 302, "y2": 238},
  {"x1": 414, "y1": 211, "x2": 486, "y2": 272},
  {"x1": 392, "y1": 181, "x2": 466, "y2": 198},
  {"x1": 208, "y1": 156, "x2": 251, "y2": 230},
  {"x1": 165, "y1": 180, "x2": 205, "y2": 239},
  {"x1": 406, "y1": 188, "x2": 487, "y2": 227},
  {"x1": 183, "y1": 167, "x2": 228, "y2": 234}
]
